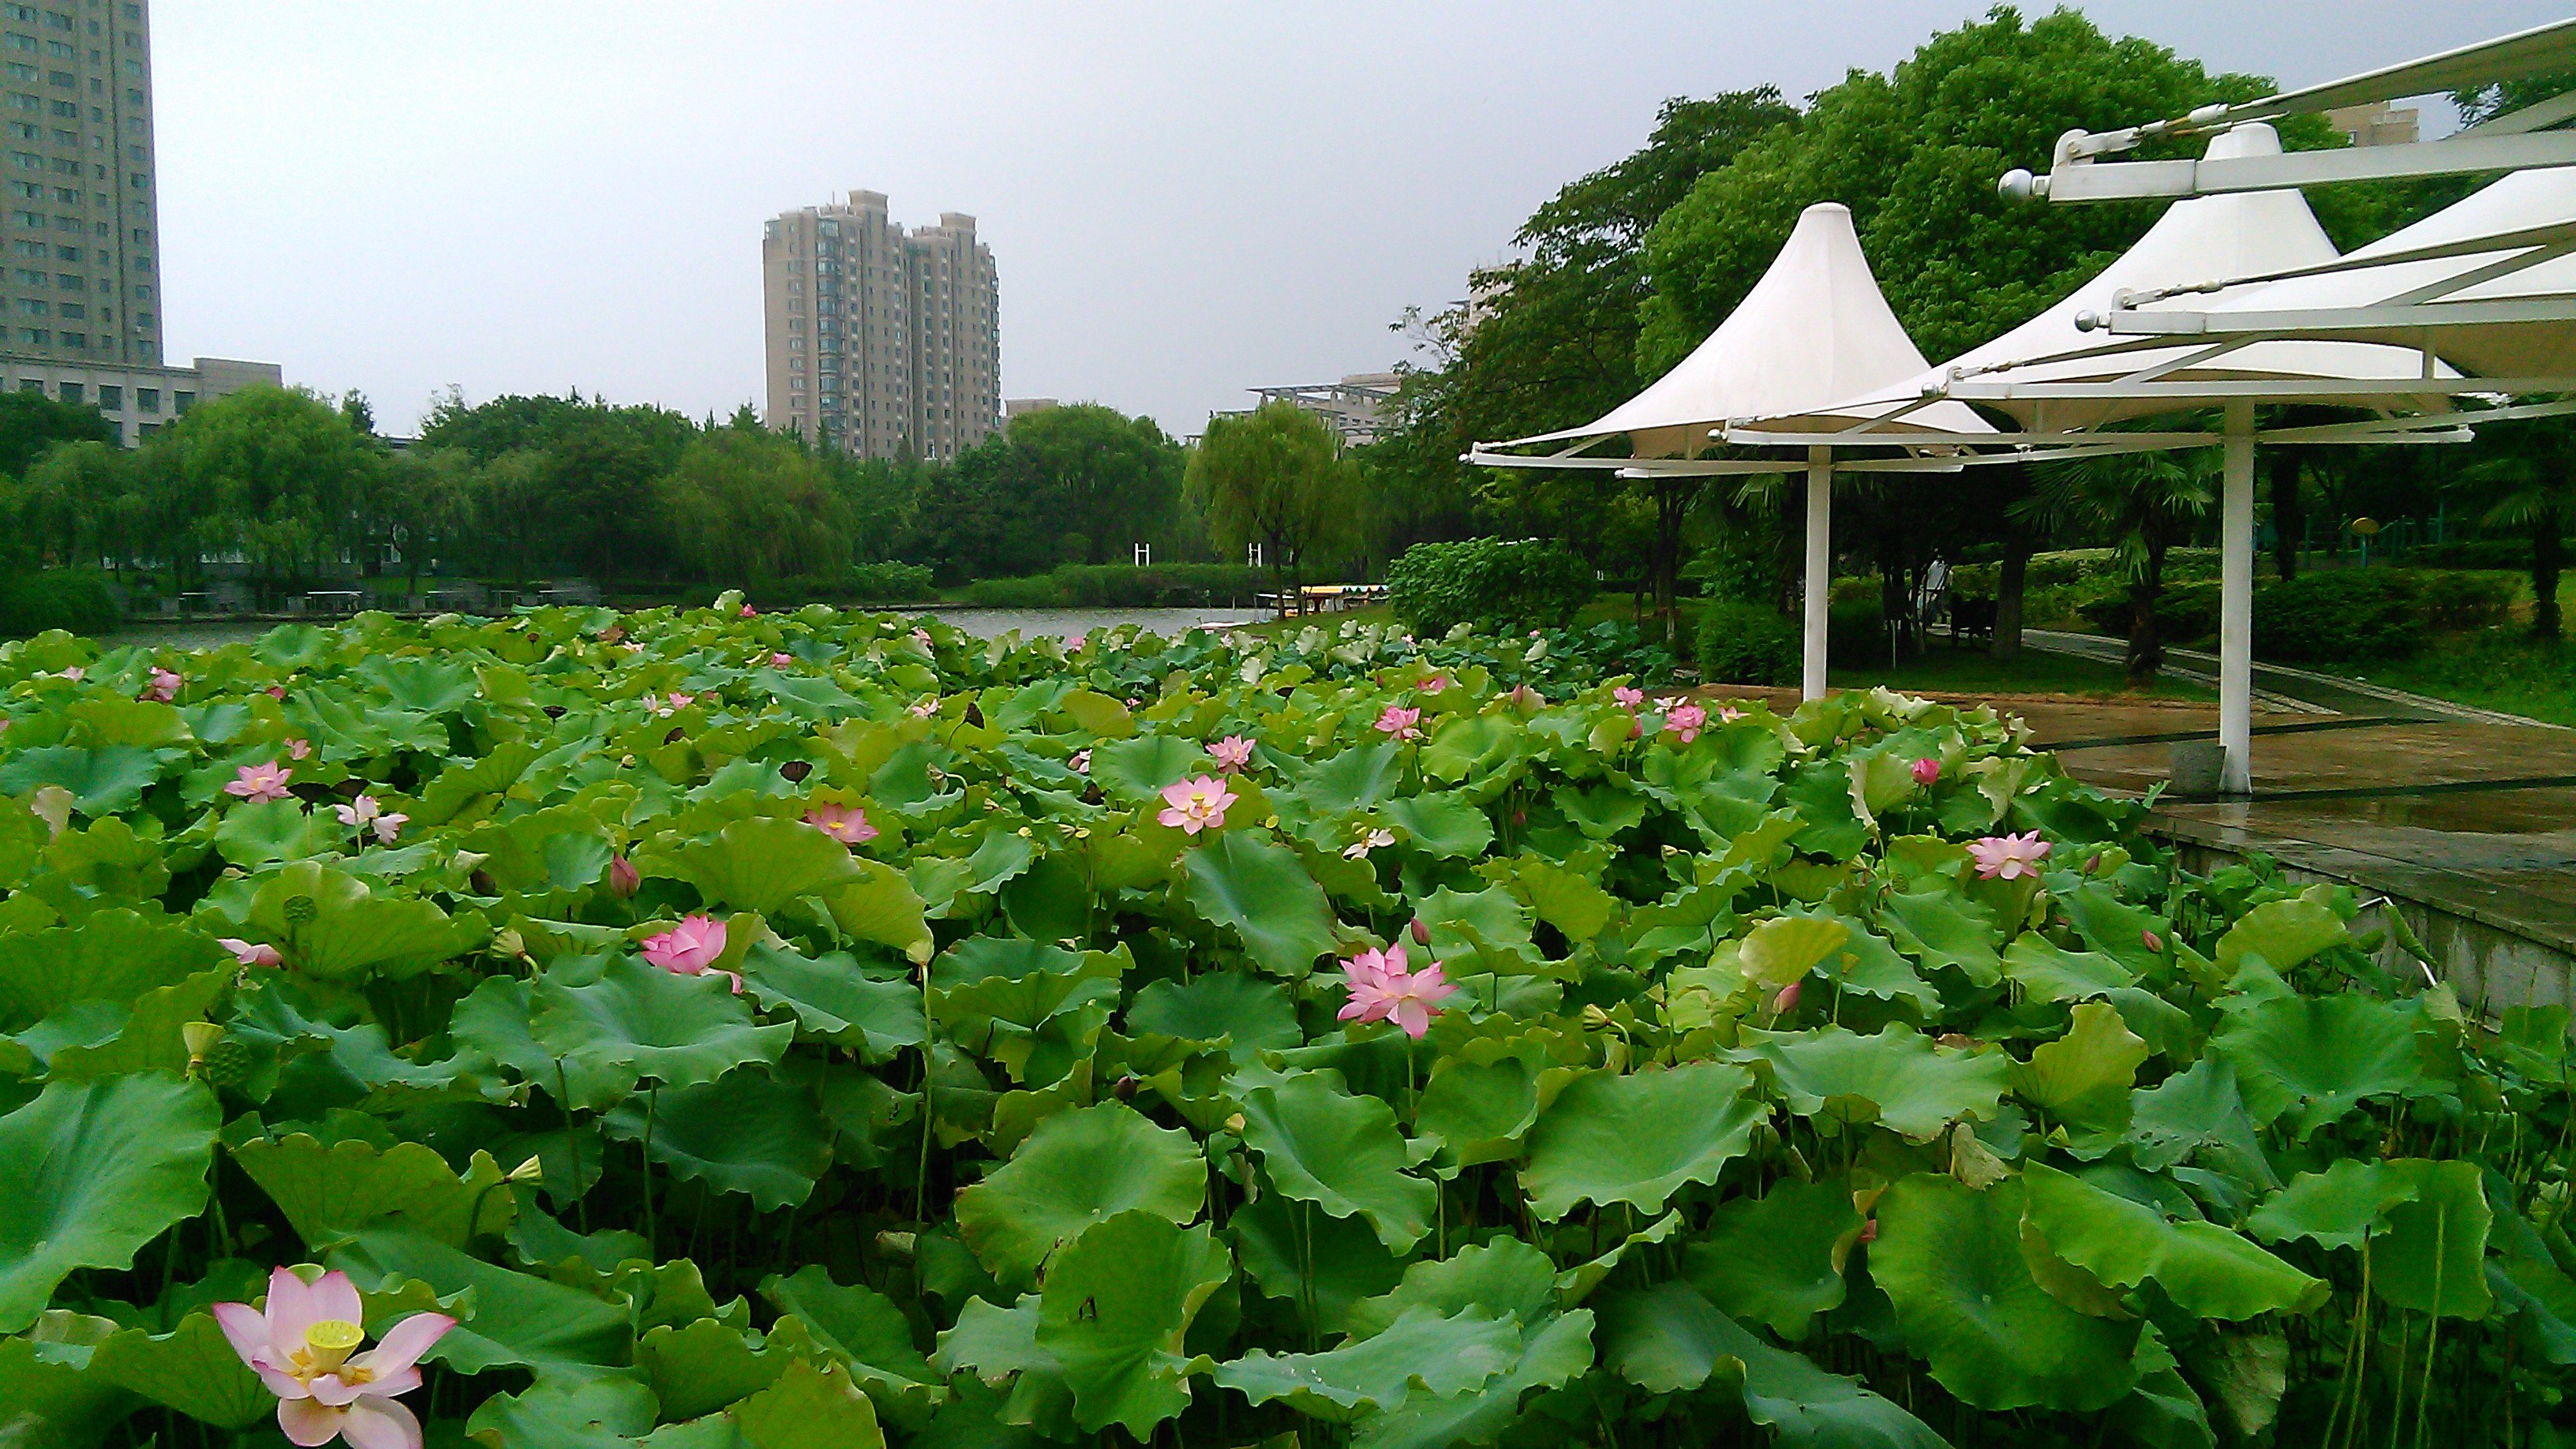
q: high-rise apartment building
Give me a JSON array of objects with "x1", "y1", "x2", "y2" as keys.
[
  {"x1": 762, "y1": 192, "x2": 999, "y2": 461},
  {"x1": 0, "y1": 0, "x2": 158, "y2": 368}
]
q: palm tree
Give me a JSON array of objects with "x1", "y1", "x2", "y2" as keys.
[
  {"x1": 2023, "y1": 447, "x2": 2216, "y2": 684},
  {"x1": 2461, "y1": 419, "x2": 2574, "y2": 643}
]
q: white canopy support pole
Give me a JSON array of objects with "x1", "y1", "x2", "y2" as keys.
[
  {"x1": 1803, "y1": 446, "x2": 1833, "y2": 700},
  {"x1": 2218, "y1": 400, "x2": 2256, "y2": 795}
]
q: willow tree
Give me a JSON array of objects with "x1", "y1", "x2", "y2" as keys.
[{"x1": 1185, "y1": 402, "x2": 1358, "y2": 613}]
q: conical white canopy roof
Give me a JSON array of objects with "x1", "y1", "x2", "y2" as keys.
[
  {"x1": 2174, "y1": 164, "x2": 2576, "y2": 380},
  {"x1": 1740, "y1": 125, "x2": 2453, "y2": 436},
  {"x1": 1491, "y1": 201, "x2": 1991, "y2": 457}
]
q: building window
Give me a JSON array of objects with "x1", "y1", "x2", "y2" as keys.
[
  {"x1": 93, "y1": 382, "x2": 115, "y2": 409},
  {"x1": 172, "y1": 389, "x2": 192, "y2": 413},
  {"x1": 134, "y1": 384, "x2": 155, "y2": 410},
  {"x1": 54, "y1": 379, "x2": 73, "y2": 402}
]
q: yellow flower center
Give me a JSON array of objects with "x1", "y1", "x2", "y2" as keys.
[{"x1": 293, "y1": 1320, "x2": 369, "y2": 1382}]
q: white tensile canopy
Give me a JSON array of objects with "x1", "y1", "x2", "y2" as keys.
[
  {"x1": 1468, "y1": 202, "x2": 1991, "y2": 699},
  {"x1": 1727, "y1": 124, "x2": 2469, "y2": 796}
]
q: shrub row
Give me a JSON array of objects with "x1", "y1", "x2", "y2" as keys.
[
  {"x1": 957, "y1": 562, "x2": 1264, "y2": 608},
  {"x1": 0, "y1": 567, "x2": 119, "y2": 638},
  {"x1": 1387, "y1": 537, "x2": 1595, "y2": 637}
]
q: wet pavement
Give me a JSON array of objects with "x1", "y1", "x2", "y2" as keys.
[{"x1": 1705, "y1": 679, "x2": 2576, "y2": 960}]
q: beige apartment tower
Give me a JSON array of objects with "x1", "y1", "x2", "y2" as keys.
[
  {"x1": 762, "y1": 192, "x2": 999, "y2": 461},
  {"x1": 0, "y1": 0, "x2": 159, "y2": 367}
]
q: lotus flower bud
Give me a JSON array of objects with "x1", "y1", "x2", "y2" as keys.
[
  {"x1": 1410, "y1": 917, "x2": 1432, "y2": 946},
  {"x1": 609, "y1": 854, "x2": 641, "y2": 898},
  {"x1": 2142, "y1": 928, "x2": 2165, "y2": 954},
  {"x1": 1911, "y1": 757, "x2": 1940, "y2": 787},
  {"x1": 1773, "y1": 979, "x2": 1803, "y2": 1014}
]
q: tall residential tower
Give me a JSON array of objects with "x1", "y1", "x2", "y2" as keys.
[
  {"x1": 762, "y1": 192, "x2": 999, "y2": 461},
  {"x1": 0, "y1": 0, "x2": 159, "y2": 367}
]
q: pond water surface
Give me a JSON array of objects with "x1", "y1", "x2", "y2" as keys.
[{"x1": 105, "y1": 606, "x2": 1264, "y2": 653}]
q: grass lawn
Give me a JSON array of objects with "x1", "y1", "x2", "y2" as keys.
[
  {"x1": 2342, "y1": 630, "x2": 2576, "y2": 727},
  {"x1": 1825, "y1": 639, "x2": 2211, "y2": 701}
]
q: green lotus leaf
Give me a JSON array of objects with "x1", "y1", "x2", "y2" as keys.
[
  {"x1": 604, "y1": 1065, "x2": 831, "y2": 1210},
  {"x1": 735, "y1": 1358, "x2": 889, "y2": 1449},
  {"x1": 914, "y1": 829, "x2": 1036, "y2": 919},
  {"x1": 2021, "y1": 1162, "x2": 2325, "y2": 1320},
  {"x1": 638, "y1": 1315, "x2": 807, "y2": 1419},
  {"x1": 1520, "y1": 1061, "x2": 1762, "y2": 1218},
  {"x1": 39, "y1": 968, "x2": 230, "y2": 1083},
  {"x1": 1088, "y1": 734, "x2": 1204, "y2": 803},
  {"x1": 1035, "y1": 1211, "x2": 1231, "y2": 1437},
  {"x1": 2215, "y1": 897, "x2": 2347, "y2": 972},
  {"x1": 2015, "y1": 1001, "x2": 2150, "y2": 1136},
  {"x1": 1214, "y1": 1305, "x2": 1519, "y2": 1420},
  {"x1": 1735, "y1": 914, "x2": 1844, "y2": 990},
  {"x1": 0, "y1": 1073, "x2": 219, "y2": 1333},
  {"x1": 931, "y1": 1291, "x2": 1053, "y2": 1382},
  {"x1": 2001, "y1": 934, "x2": 2137, "y2": 1002},
  {"x1": 213, "y1": 796, "x2": 344, "y2": 867},
  {"x1": 1598, "y1": 1279, "x2": 1948, "y2": 1447},
  {"x1": 2492, "y1": 1252, "x2": 2576, "y2": 1365},
  {"x1": 230, "y1": 1132, "x2": 515, "y2": 1252},
  {"x1": 88, "y1": 1309, "x2": 271, "y2": 1430},
  {"x1": 1228, "y1": 1188, "x2": 1410, "y2": 1336},
  {"x1": 930, "y1": 937, "x2": 1122, "y2": 1086},
  {"x1": 0, "y1": 1312, "x2": 138, "y2": 1449},
  {"x1": 65, "y1": 695, "x2": 191, "y2": 748},
  {"x1": 0, "y1": 743, "x2": 163, "y2": 815},
  {"x1": 1733, "y1": 1024, "x2": 2010, "y2": 1142},
  {"x1": 2108, "y1": 1330, "x2": 2215, "y2": 1449},
  {"x1": 43, "y1": 814, "x2": 170, "y2": 900},
  {"x1": 1239, "y1": 1072, "x2": 1436, "y2": 1252},
  {"x1": 1425, "y1": 714, "x2": 1523, "y2": 785},
  {"x1": 466, "y1": 1371, "x2": 665, "y2": 1433},
  {"x1": 822, "y1": 858, "x2": 934, "y2": 964},
  {"x1": 2372, "y1": 1159, "x2": 2492, "y2": 1320},
  {"x1": 1380, "y1": 790, "x2": 1493, "y2": 859},
  {"x1": 1877, "y1": 887, "x2": 2002, "y2": 987},
  {"x1": 0, "y1": 908, "x2": 224, "y2": 1031},
  {"x1": 1413, "y1": 884, "x2": 1540, "y2": 975},
  {"x1": 1872, "y1": 1174, "x2": 2141, "y2": 1412},
  {"x1": 1125, "y1": 972, "x2": 1301, "y2": 1062},
  {"x1": 645, "y1": 815, "x2": 867, "y2": 913},
  {"x1": 759, "y1": 1264, "x2": 946, "y2": 1424},
  {"x1": 353, "y1": 655, "x2": 481, "y2": 714},
  {"x1": 953, "y1": 1102, "x2": 1206, "y2": 1285},
  {"x1": 1351, "y1": 1308, "x2": 1593, "y2": 1449},
  {"x1": 1687, "y1": 1175, "x2": 1861, "y2": 1339},
  {"x1": 531, "y1": 954, "x2": 797, "y2": 1111},
  {"x1": 1297, "y1": 740, "x2": 1404, "y2": 814},
  {"x1": 2213, "y1": 994, "x2": 2448, "y2": 1138},
  {"x1": 2248, "y1": 1159, "x2": 2421, "y2": 1252},
  {"x1": 998, "y1": 851, "x2": 1089, "y2": 940},
  {"x1": 2128, "y1": 1055, "x2": 2278, "y2": 1189},
  {"x1": 245, "y1": 860, "x2": 485, "y2": 980},
  {"x1": 1552, "y1": 781, "x2": 1646, "y2": 839},
  {"x1": 739, "y1": 942, "x2": 926, "y2": 1062},
  {"x1": 1500, "y1": 856, "x2": 1619, "y2": 943},
  {"x1": 2054, "y1": 881, "x2": 2173, "y2": 980},
  {"x1": 1554, "y1": 1209, "x2": 1683, "y2": 1309},
  {"x1": 1346, "y1": 1237, "x2": 1556, "y2": 1338},
  {"x1": 331, "y1": 1226, "x2": 633, "y2": 1376},
  {"x1": 1413, "y1": 1040, "x2": 1577, "y2": 1174},
  {"x1": 1181, "y1": 830, "x2": 1340, "y2": 979}
]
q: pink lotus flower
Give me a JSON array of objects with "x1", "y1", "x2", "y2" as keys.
[
  {"x1": 285, "y1": 738, "x2": 312, "y2": 761},
  {"x1": 213, "y1": 1267, "x2": 453, "y2": 1449},
  {"x1": 1664, "y1": 702, "x2": 1708, "y2": 743},
  {"x1": 804, "y1": 803, "x2": 878, "y2": 845},
  {"x1": 740, "y1": 603, "x2": 758, "y2": 617},
  {"x1": 1773, "y1": 979, "x2": 1803, "y2": 1014},
  {"x1": 267, "y1": 685, "x2": 289, "y2": 700},
  {"x1": 620, "y1": 642, "x2": 645, "y2": 654},
  {"x1": 1065, "y1": 633, "x2": 1088, "y2": 653},
  {"x1": 1613, "y1": 686, "x2": 1645, "y2": 710},
  {"x1": 56, "y1": 665, "x2": 81, "y2": 682},
  {"x1": 1968, "y1": 831, "x2": 2053, "y2": 881},
  {"x1": 1205, "y1": 735, "x2": 1256, "y2": 773},
  {"x1": 912, "y1": 627, "x2": 934, "y2": 649},
  {"x1": 1335, "y1": 944, "x2": 1458, "y2": 1039},
  {"x1": 1420, "y1": 675, "x2": 1449, "y2": 695},
  {"x1": 145, "y1": 666, "x2": 182, "y2": 702},
  {"x1": 1342, "y1": 827, "x2": 1396, "y2": 860},
  {"x1": 908, "y1": 699, "x2": 939, "y2": 719},
  {"x1": 219, "y1": 937, "x2": 283, "y2": 968},
  {"x1": 641, "y1": 914, "x2": 737, "y2": 990},
  {"x1": 1156, "y1": 775, "x2": 1237, "y2": 835},
  {"x1": 608, "y1": 853, "x2": 640, "y2": 897},
  {"x1": 1719, "y1": 705, "x2": 1743, "y2": 723},
  {"x1": 225, "y1": 760, "x2": 294, "y2": 803},
  {"x1": 1374, "y1": 705, "x2": 1422, "y2": 741},
  {"x1": 653, "y1": 692, "x2": 695, "y2": 717},
  {"x1": 333, "y1": 794, "x2": 406, "y2": 845},
  {"x1": 1069, "y1": 749, "x2": 1091, "y2": 774},
  {"x1": 770, "y1": 653, "x2": 793, "y2": 667},
  {"x1": 1911, "y1": 758, "x2": 1941, "y2": 787}
]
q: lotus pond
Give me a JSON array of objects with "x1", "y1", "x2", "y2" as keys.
[{"x1": 1, "y1": 600, "x2": 2570, "y2": 1449}]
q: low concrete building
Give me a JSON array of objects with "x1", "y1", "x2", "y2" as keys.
[{"x1": 0, "y1": 350, "x2": 279, "y2": 443}]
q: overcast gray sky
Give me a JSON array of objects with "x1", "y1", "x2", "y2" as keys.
[{"x1": 152, "y1": 2, "x2": 2566, "y2": 437}]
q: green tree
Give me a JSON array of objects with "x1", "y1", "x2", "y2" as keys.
[
  {"x1": 140, "y1": 384, "x2": 378, "y2": 602},
  {"x1": 2024, "y1": 446, "x2": 2215, "y2": 683},
  {"x1": 1185, "y1": 402, "x2": 1358, "y2": 609},
  {"x1": 655, "y1": 430, "x2": 852, "y2": 587},
  {"x1": 13, "y1": 440, "x2": 138, "y2": 569},
  {"x1": 0, "y1": 387, "x2": 116, "y2": 480},
  {"x1": 1005, "y1": 404, "x2": 1185, "y2": 566},
  {"x1": 2461, "y1": 418, "x2": 2576, "y2": 643}
]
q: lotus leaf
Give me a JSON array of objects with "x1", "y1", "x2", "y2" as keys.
[
  {"x1": 1519, "y1": 1061, "x2": 1765, "y2": 1217},
  {"x1": 0, "y1": 1073, "x2": 219, "y2": 1332},
  {"x1": 1239, "y1": 1073, "x2": 1436, "y2": 1251},
  {"x1": 1734, "y1": 1024, "x2": 2010, "y2": 1141},
  {"x1": 1035, "y1": 1210, "x2": 1231, "y2": 1436},
  {"x1": 952, "y1": 1102, "x2": 1205, "y2": 1284}
]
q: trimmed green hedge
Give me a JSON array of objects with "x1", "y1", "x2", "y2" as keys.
[
  {"x1": 0, "y1": 567, "x2": 119, "y2": 638},
  {"x1": 957, "y1": 563, "x2": 1261, "y2": 608},
  {"x1": 1693, "y1": 600, "x2": 1798, "y2": 685},
  {"x1": 1386, "y1": 537, "x2": 1593, "y2": 637}
]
